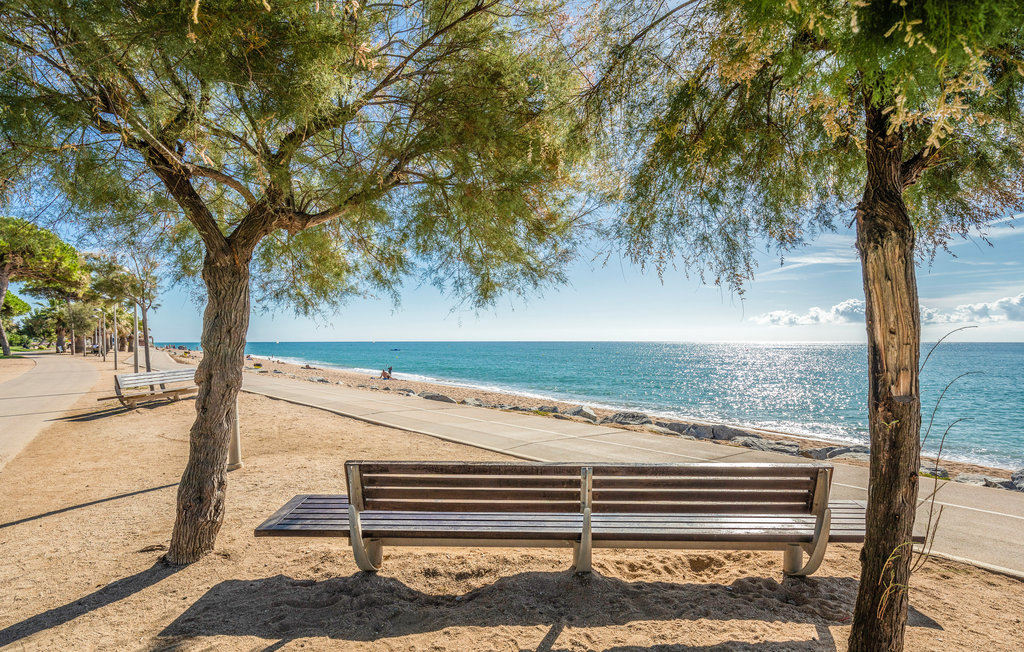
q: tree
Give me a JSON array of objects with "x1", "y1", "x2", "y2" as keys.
[
  {"x1": 0, "y1": 217, "x2": 83, "y2": 355},
  {"x1": 1, "y1": 289, "x2": 30, "y2": 350},
  {"x1": 20, "y1": 302, "x2": 59, "y2": 345},
  {"x1": 1, "y1": 1, "x2": 588, "y2": 563},
  {"x1": 22, "y1": 269, "x2": 90, "y2": 353},
  {"x1": 585, "y1": 2, "x2": 1024, "y2": 649},
  {"x1": 85, "y1": 254, "x2": 137, "y2": 366}
]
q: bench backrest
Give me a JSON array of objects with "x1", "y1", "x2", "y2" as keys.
[
  {"x1": 344, "y1": 461, "x2": 831, "y2": 516},
  {"x1": 116, "y1": 369, "x2": 197, "y2": 391},
  {"x1": 590, "y1": 463, "x2": 830, "y2": 515},
  {"x1": 346, "y1": 461, "x2": 585, "y2": 513}
]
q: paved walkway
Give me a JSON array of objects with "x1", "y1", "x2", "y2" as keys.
[
  {"x1": 0, "y1": 353, "x2": 100, "y2": 471},
  {"x1": 153, "y1": 351, "x2": 1023, "y2": 578}
]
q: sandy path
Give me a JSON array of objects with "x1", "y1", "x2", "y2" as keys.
[
  {"x1": 0, "y1": 355, "x2": 1022, "y2": 650},
  {"x1": 0, "y1": 355, "x2": 35, "y2": 384},
  {"x1": 0, "y1": 352, "x2": 99, "y2": 470}
]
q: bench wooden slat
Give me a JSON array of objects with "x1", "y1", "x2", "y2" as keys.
[
  {"x1": 592, "y1": 502, "x2": 813, "y2": 514},
  {"x1": 591, "y1": 464, "x2": 823, "y2": 479},
  {"x1": 354, "y1": 461, "x2": 583, "y2": 476},
  {"x1": 591, "y1": 489, "x2": 813, "y2": 503},
  {"x1": 363, "y1": 487, "x2": 582, "y2": 502},
  {"x1": 363, "y1": 499, "x2": 583, "y2": 513},
  {"x1": 362, "y1": 474, "x2": 582, "y2": 488}
]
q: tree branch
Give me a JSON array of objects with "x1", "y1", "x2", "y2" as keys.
[{"x1": 901, "y1": 147, "x2": 941, "y2": 189}]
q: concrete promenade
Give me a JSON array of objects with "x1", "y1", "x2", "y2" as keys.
[
  {"x1": 149, "y1": 352, "x2": 1024, "y2": 576},
  {"x1": 0, "y1": 352, "x2": 99, "y2": 471}
]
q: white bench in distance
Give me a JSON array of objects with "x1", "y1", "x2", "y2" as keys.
[{"x1": 98, "y1": 369, "x2": 199, "y2": 408}]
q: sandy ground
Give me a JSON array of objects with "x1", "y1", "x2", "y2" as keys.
[
  {"x1": 170, "y1": 350, "x2": 1013, "y2": 481},
  {"x1": 0, "y1": 354, "x2": 1022, "y2": 651},
  {"x1": 0, "y1": 355, "x2": 35, "y2": 384}
]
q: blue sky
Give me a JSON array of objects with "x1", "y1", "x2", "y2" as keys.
[{"x1": 147, "y1": 215, "x2": 1024, "y2": 343}]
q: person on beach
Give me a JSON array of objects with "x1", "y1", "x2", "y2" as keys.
[{"x1": 379, "y1": 367, "x2": 392, "y2": 379}]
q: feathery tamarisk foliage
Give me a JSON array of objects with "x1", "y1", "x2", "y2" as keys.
[
  {"x1": 0, "y1": 0, "x2": 590, "y2": 563},
  {"x1": 584, "y1": 2, "x2": 1024, "y2": 650}
]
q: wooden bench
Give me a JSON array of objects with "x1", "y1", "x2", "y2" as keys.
[
  {"x1": 257, "y1": 461, "x2": 920, "y2": 576},
  {"x1": 97, "y1": 369, "x2": 199, "y2": 408}
]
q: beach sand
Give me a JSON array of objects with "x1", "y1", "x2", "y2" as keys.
[
  {"x1": 1, "y1": 354, "x2": 1022, "y2": 650},
  {"x1": 170, "y1": 350, "x2": 1014, "y2": 481}
]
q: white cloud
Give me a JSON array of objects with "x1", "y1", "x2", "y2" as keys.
[
  {"x1": 753, "y1": 299, "x2": 865, "y2": 326},
  {"x1": 755, "y1": 293, "x2": 1024, "y2": 327},
  {"x1": 922, "y1": 293, "x2": 1024, "y2": 324}
]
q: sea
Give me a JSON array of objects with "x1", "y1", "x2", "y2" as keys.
[{"x1": 158, "y1": 341, "x2": 1024, "y2": 470}]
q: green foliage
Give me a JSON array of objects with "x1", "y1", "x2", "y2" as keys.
[
  {"x1": 0, "y1": 0, "x2": 591, "y2": 312},
  {"x1": 586, "y1": 0, "x2": 1024, "y2": 290},
  {"x1": 84, "y1": 254, "x2": 137, "y2": 307},
  {"x1": 0, "y1": 217, "x2": 84, "y2": 288},
  {"x1": 19, "y1": 304, "x2": 56, "y2": 341},
  {"x1": 2, "y1": 289, "x2": 29, "y2": 318}
]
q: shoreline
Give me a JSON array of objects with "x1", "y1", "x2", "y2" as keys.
[{"x1": 166, "y1": 348, "x2": 1019, "y2": 482}]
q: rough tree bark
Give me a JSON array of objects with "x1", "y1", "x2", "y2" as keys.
[
  {"x1": 164, "y1": 247, "x2": 252, "y2": 564},
  {"x1": 848, "y1": 102, "x2": 923, "y2": 652},
  {"x1": 0, "y1": 272, "x2": 11, "y2": 356}
]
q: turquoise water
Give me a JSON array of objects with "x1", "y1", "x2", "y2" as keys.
[{"x1": 160, "y1": 341, "x2": 1024, "y2": 470}]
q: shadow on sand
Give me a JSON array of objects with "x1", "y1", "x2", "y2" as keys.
[
  {"x1": 154, "y1": 571, "x2": 941, "y2": 650},
  {"x1": 0, "y1": 482, "x2": 178, "y2": 530},
  {"x1": 0, "y1": 562, "x2": 182, "y2": 647}
]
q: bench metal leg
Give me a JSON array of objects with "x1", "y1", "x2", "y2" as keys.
[
  {"x1": 783, "y1": 507, "x2": 832, "y2": 577},
  {"x1": 783, "y1": 544, "x2": 803, "y2": 575},
  {"x1": 348, "y1": 505, "x2": 381, "y2": 572},
  {"x1": 571, "y1": 507, "x2": 592, "y2": 574}
]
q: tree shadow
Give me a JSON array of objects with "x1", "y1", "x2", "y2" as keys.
[
  {"x1": 0, "y1": 562, "x2": 182, "y2": 647},
  {"x1": 56, "y1": 402, "x2": 170, "y2": 422},
  {"x1": 157, "y1": 571, "x2": 941, "y2": 646},
  {"x1": 0, "y1": 482, "x2": 178, "y2": 530}
]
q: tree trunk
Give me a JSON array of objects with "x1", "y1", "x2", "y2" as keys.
[
  {"x1": 848, "y1": 103, "x2": 922, "y2": 652},
  {"x1": 56, "y1": 327, "x2": 66, "y2": 353},
  {"x1": 68, "y1": 300, "x2": 75, "y2": 355},
  {"x1": 141, "y1": 307, "x2": 152, "y2": 372},
  {"x1": 0, "y1": 272, "x2": 10, "y2": 357},
  {"x1": 133, "y1": 303, "x2": 139, "y2": 373},
  {"x1": 165, "y1": 252, "x2": 251, "y2": 564},
  {"x1": 113, "y1": 305, "x2": 118, "y2": 369}
]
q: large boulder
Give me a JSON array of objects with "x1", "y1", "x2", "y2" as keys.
[
  {"x1": 537, "y1": 405, "x2": 560, "y2": 414},
  {"x1": 647, "y1": 425, "x2": 679, "y2": 436},
  {"x1": 919, "y1": 463, "x2": 949, "y2": 479},
  {"x1": 806, "y1": 444, "x2": 870, "y2": 460},
  {"x1": 833, "y1": 452, "x2": 871, "y2": 462},
  {"x1": 954, "y1": 473, "x2": 1015, "y2": 490},
  {"x1": 568, "y1": 406, "x2": 598, "y2": 422},
  {"x1": 712, "y1": 424, "x2": 753, "y2": 441},
  {"x1": 654, "y1": 422, "x2": 714, "y2": 439},
  {"x1": 733, "y1": 437, "x2": 801, "y2": 456},
  {"x1": 460, "y1": 397, "x2": 484, "y2": 406},
  {"x1": 1012, "y1": 469, "x2": 1024, "y2": 492},
  {"x1": 419, "y1": 391, "x2": 456, "y2": 404},
  {"x1": 605, "y1": 411, "x2": 652, "y2": 426}
]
